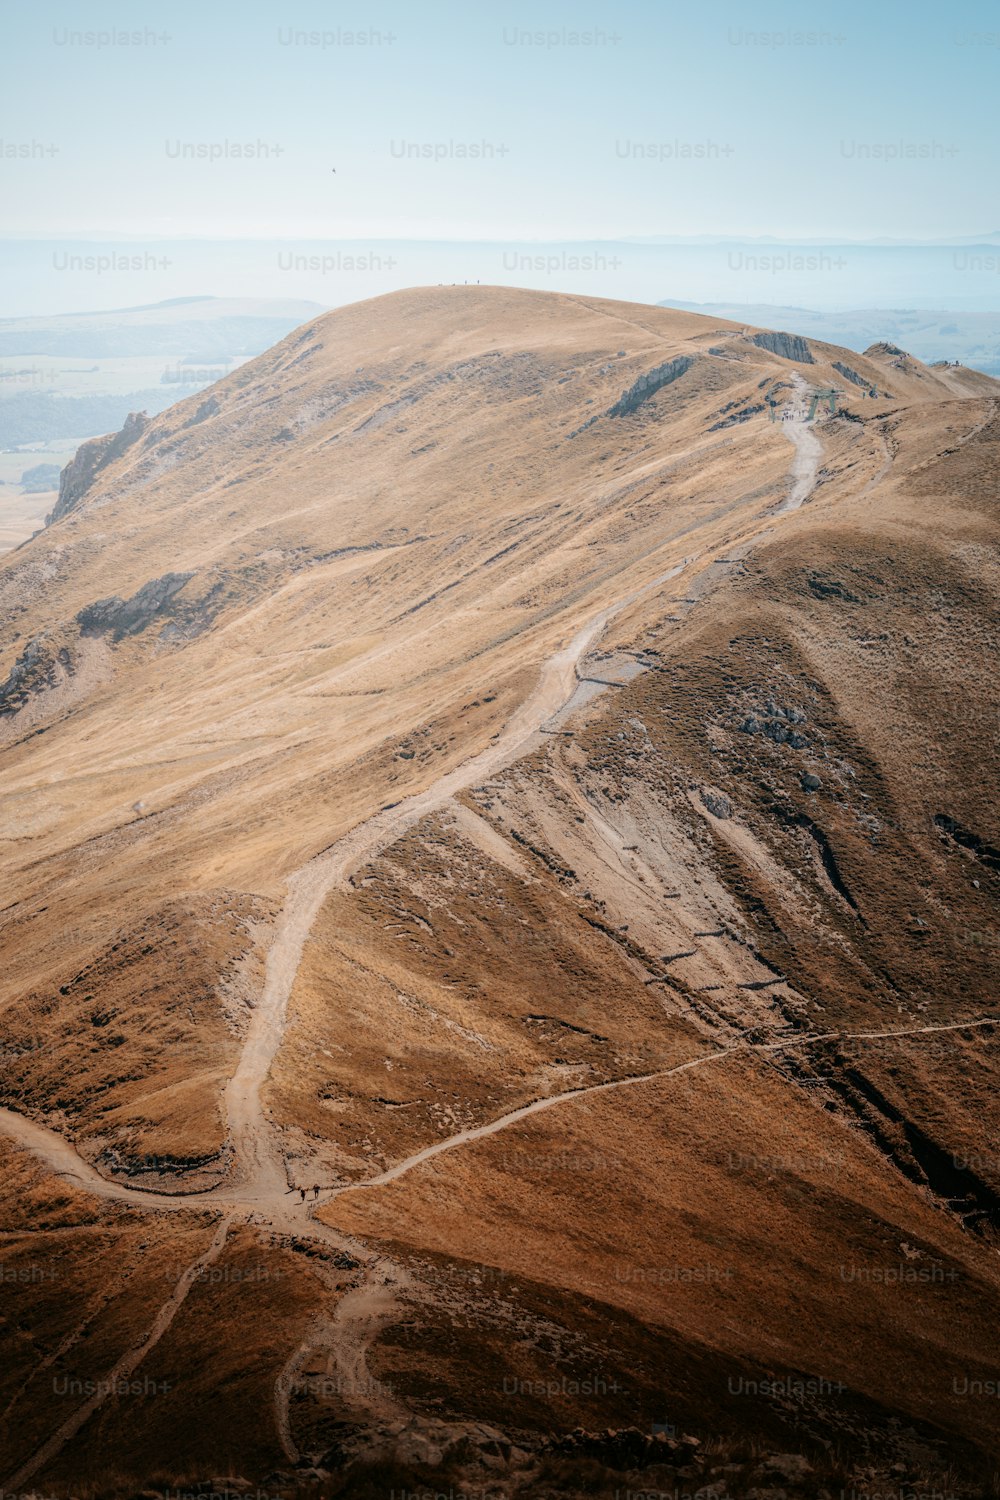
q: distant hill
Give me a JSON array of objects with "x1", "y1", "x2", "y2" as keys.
[
  {"x1": 0, "y1": 295, "x2": 327, "y2": 360},
  {"x1": 0, "y1": 297, "x2": 327, "y2": 446},
  {"x1": 0, "y1": 390, "x2": 178, "y2": 448},
  {"x1": 19, "y1": 462, "x2": 62, "y2": 492}
]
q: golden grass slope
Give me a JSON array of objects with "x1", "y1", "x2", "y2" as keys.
[{"x1": 0, "y1": 287, "x2": 998, "y2": 1494}]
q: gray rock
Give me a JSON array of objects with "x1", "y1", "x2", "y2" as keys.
[
  {"x1": 606, "y1": 356, "x2": 694, "y2": 418},
  {"x1": 801, "y1": 773, "x2": 822, "y2": 792},
  {"x1": 701, "y1": 789, "x2": 733, "y2": 819},
  {"x1": 750, "y1": 329, "x2": 815, "y2": 364},
  {"x1": 77, "y1": 571, "x2": 194, "y2": 639},
  {"x1": 741, "y1": 715, "x2": 760, "y2": 734},
  {"x1": 0, "y1": 634, "x2": 74, "y2": 717}
]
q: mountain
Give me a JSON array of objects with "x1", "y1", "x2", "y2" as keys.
[{"x1": 0, "y1": 287, "x2": 998, "y2": 1498}]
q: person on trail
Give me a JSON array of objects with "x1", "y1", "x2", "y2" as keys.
[
  {"x1": 299, "y1": 1187, "x2": 306, "y2": 1202},
  {"x1": 313, "y1": 1184, "x2": 320, "y2": 1200}
]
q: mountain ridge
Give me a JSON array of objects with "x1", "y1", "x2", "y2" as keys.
[{"x1": 1, "y1": 286, "x2": 998, "y2": 1496}]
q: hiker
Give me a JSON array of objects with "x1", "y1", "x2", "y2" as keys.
[
  {"x1": 299, "y1": 1187, "x2": 306, "y2": 1203},
  {"x1": 312, "y1": 1184, "x2": 320, "y2": 1200}
]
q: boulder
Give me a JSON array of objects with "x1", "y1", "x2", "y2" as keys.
[{"x1": 701, "y1": 789, "x2": 733, "y2": 820}]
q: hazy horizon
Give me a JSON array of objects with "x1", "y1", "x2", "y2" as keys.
[{"x1": 4, "y1": 235, "x2": 1000, "y2": 320}]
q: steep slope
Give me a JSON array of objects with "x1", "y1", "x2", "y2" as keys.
[{"x1": 0, "y1": 287, "x2": 997, "y2": 1497}]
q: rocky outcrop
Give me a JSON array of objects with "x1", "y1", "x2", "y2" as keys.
[
  {"x1": 606, "y1": 356, "x2": 694, "y2": 417},
  {"x1": 0, "y1": 634, "x2": 74, "y2": 717},
  {"x1": 550, "y1": 1426, "x2": 702, "y2": 1471},
  {"x1": 739, "y1": 697, "x2": 810, "y2": 749},
  {"x1": 833, "y1": 360, "x2": 870, "y2": 389},
  {"x1": 864, "y1": 341, "x2": 906, "y2": 358},
  {"x1": 77, "y1": 571, "x2": 194, "y2": 639},
  {"x1": 183, "y1": 394, "x2": 220, "y2": 428},
  {"x1": 48, "y1": 410, "x2": 150, "y2": 523},
  {"x1": 749, "y1": 330, "x2": 815, "y2": 364},
  {"x1": 700, "y1": 787, "x2": 733, "y2": 819},
  {"x1": 709, "y1": 402, "x2": 766, "y2": 430}
]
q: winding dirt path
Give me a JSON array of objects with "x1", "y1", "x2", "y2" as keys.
[
  {"x1": 223, "y1": 556, "x2": 690, "y2": 1195},
  {"x1": 0, "y1": 398, "x2": 909, "y2": 1482},
  {"x1": 0, "y1": 1107, "x2": 200, "y2": 1210},
  {"x1": 0, "y1": 378, "x2": 847, "y2": 1216},
  {"x1": 331, "y1": 1015, "x2": 999, "y2": 1200},
  {"x1": 0, "y1": 390, "x2": 896, "y2": 1224},
  {"x1": 6, "y1": 369, "x2": 998, "y2": 1486},
  {"x1": 3, "y1": 1017, "x2": 995, "y2": 1218}
]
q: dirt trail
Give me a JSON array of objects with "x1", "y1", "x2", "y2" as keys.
[
  {"x1": 0, "y1": 1107, "x2": 201, "y2": 1210},
  {"x1": 0, "y1": 401, "x2": 851, "y2": 1218},
  {"x1": 4, "y1": 1016, "x2": 994, "y2": 1217},
  {"x1": 0, "y1": 404, "x2": 896, "y2": 1472},
  {"x1": 9, "y1": 368, "x2": 999, "y2": 1482},
  {"x1": 330, "y1": 1016, "x2": 999, "y2": 1201},
  {"x1": 777, "y1": 373, "x2": 824, "y2": 512},
  {"x1": 223, "y1": 556, "x2": 691, "y2": 1194},
  {"x1": 0, "y1": 390, "x2": 841, "y2": 1211},
  {"x1": 326, "y1": 1261, "x2": 412, "y2": 1419},
  {"x1": 6, "y1": 1012, "x2": 985, "y2": 1477},
  {"x1": 3, "y1": 1214, "x2": 235, "y2": 1491}
]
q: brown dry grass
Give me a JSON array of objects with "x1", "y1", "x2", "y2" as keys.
[{"x1": 1, "y1": 288, "x2": 998, "y2": 1493}]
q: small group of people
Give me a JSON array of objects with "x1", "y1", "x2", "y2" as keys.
[{"x1": 287, "y1": 1183, "x2": 323, "y2": 1202}]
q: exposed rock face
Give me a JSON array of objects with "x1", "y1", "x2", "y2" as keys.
[
  {"x1": 0, "y1": 634, "x2": 74, "y2": 716},
  {"x1": 48, "y1": 410, "x2": 150, "y2": 523},
  {"x1": 749, "y1": 330, "x2": 815, "y2": 364},
  {"x1": 550, "y1": 1426, "x2": 702, "y2": 1471},
  {"x1": 709, "y1": 402, "x2": 766, "y2": 430},
  {"x1": 606, "y1": 356, "x2": 694, "y2": 417},
  {"x1": 77, "y1": 571, "x2": 194, "y2": 639},
  {"x1": 183, "y1": 394, "x2": 221, "y2": 428},
  {"x1": 833, "y1": 360, "x2": 871, "y2": 389}
]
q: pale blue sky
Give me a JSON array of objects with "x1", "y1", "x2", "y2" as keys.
[{"x1": 2, "y1": 0, "x2": 999, "y2": 241}]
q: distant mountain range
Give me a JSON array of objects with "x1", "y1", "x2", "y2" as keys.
[
  {"x1": 0, "y1": 295, "x2": 326, "y2": 359},
  {"x1": 630, "y1": 232, "x2": 1000, "y2": 246},
  {"x1": 6, "y1": 239, "x2": 1000, "y2": 324},
  {"x1": 660, "y1": 302, "x2": 1000, "y2": 374},
  {"x1": 0, "y1": 297, "x2": 325, "y2": 448}
]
